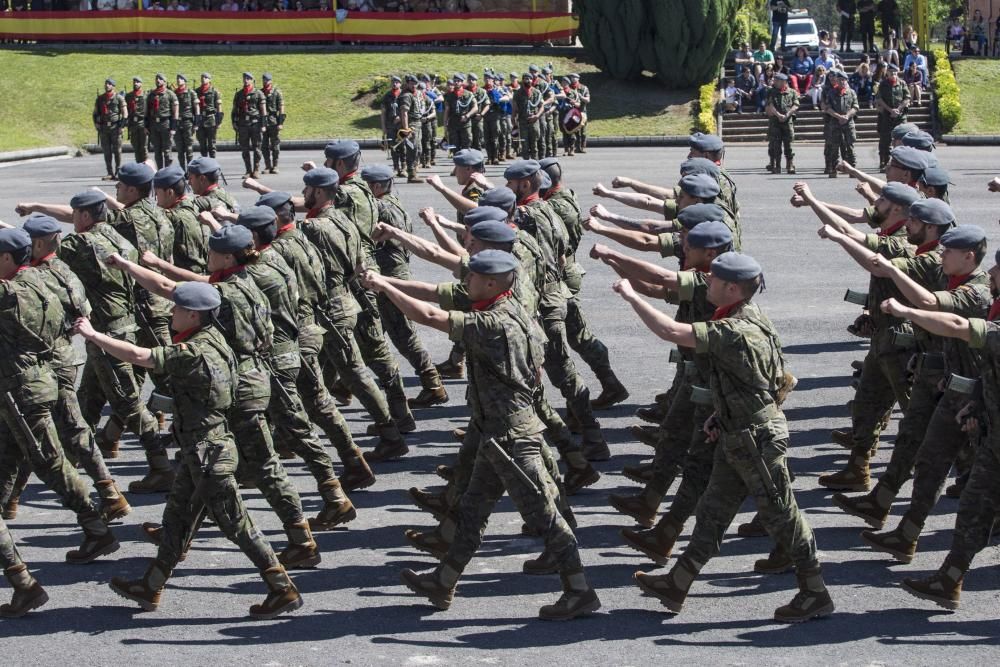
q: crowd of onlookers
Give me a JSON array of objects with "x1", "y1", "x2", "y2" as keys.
[
  {"x1": 947, "y1": 9, "x2": 1000, "y2": 57},
  {"x1": 3, "y1": 0, "x2": 561, "y2": 11}
]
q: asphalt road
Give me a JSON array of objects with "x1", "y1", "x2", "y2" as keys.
[{"x1": 1, "y1": 144, "x2": 998, "y2": 666}]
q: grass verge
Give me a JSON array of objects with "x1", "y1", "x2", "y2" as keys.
[
  {"x1": 951, "y1": 59, "x2": 1000, "y2": 135},
  {"x1": 0, "y1": 50, "x2": 696, "y2": 152}
]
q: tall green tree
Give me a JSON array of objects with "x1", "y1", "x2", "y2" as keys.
[{"x1": 576, "y1": 0, "x2": 743, "y2": 88}]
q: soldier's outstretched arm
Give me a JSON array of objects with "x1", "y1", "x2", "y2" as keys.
[
  {"x1": 14, "y1": 202, "x2": 73, "y2": 223},
  {"x1": 611, "y1": 176, "x2": 675, "y2": 200},
  {"x1": 242, "y1": 177, "x2": 307, "y2": 211},
  {"x1": 592, "y1": 183, "x2": 663, "y2": 214},
  {"x1": 591, "y1": 243, "x2": 679, "y2": 288},
  {"x1": 881, "y1": 298, "x2": 972, "y2": 341},
  {"x1": 380, "y1": 275, "x2": 440, "y2": 303},
  {"x1": 837, "y1": 160, "x2": 886, "y2": 195},
  {"x1": 418, "y1": 207, "x2": 465, "y2": 255},
  {"x1": 590, "y1": 203, "x2": 677, "y2": 234},
  {"x1": 818, "y1": 224, "x2": 879, "y2": 269},
  {"x1": 583, "y1": 217, "x2": 660, "y2": 253},
  {"x1": 107, "y1": 253, "x2": 178, "y2": 300},
  {"x1": 604, "y1": 262, "x2": 667, "y2": 298},
  {"x1": 373, "y1": 222, "x2": 462, "y2": 273},
  {"x1": 425, "y1": 174, "x2": 479, "y2": 213},
  {"x1": 613, "y1": 279, "x2": 695, "y2": 347},
  {"x1": 793, "y1": 182, "x2": 866, "y2": 243},
  {"x1": 74, "y1": 317, "x2": 154, "y2": 368},
  {"x1": 140, "y1": 250, "x2": 210, "y2": 284},
  {"x1": 92, "y1": 187, "x2": 126, "y2": 212},
  {"x1": 361, "y1": 270, "x2": 450, "y2": 333},
  {"x1": 868, "y1": 255, "x2": 939, "y2": 311}
]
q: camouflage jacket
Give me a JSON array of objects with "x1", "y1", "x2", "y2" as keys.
[
  {"x1": 824, "y1": 86, "x2": 859, "y2": 120},
  {"x1": 146, "y1": 86, "x2": 178, "y2": 126},
  {"x1": 31, "y1": 254, "x2": 92, "y2": 369},
  {"x1": 249, "y1": 251, "x2": 300, "y2": 356},
  {"x1": 965, "y1": 318, "x2": 1000, "y2": 449},
  {"x1": 125, "y1": 89, "x2": 147, "y2": 126},
  {"x1": 175, "y1": 88, "x2": 198, "y2": 121},
  {"x1": 374, "y1": 193, "x2": 412, "y2": 278},
  {"x1": 936, "y1": 271, "x2": 991, "y2": 379},
  {"x1": 94, "y1": 91, "x2": 126, "y2": 128},
  {"x1": 668, "y1": 270, "x2": 716, "y2": 383},
  {"x1": 192, "y1": 185, "x2": 240, "y2": 215},
  {"x1": 263, "y1": 85, "x2": 284, "y2": 127},
  {"x1": 197, "y1": 85, "x2": 221, "y2": 127},
  {"x1": 457, "y1": 183, "x2": 485, "y2": 226},
  {"x1": 232, "y1": 86, "x2": 266, "y2": 126},
  {"x1": 513, "y1": 85, "x2": 544, "y2": 123},
  {"x1": 59, "y1": 222, "x2": 139, "y2": 333},
  {"x1": 300, "y1": 204, "x2": 364, "y2": 322},
  {"x1": 443, "y1": 230, "x2": 544, "y2": 315},
  {"x1": 514, "y1": 197, "x2": 571, "y2": 309},
  {"x1": 335, "y1": 174, "x2": 380, "y2": 265},
  {"x1": 271, "y1": 225, "x2": 327, "y2": 326},
  {"x1": 164, "y1": 197, "x2": 208, "y2": 274},
  {"x1": 107, "y1": 198, "x2": 175, "y2": 319},
  {"x1": 0, "y1": 268, "x2": 64, "y2": 404},
  {"x1": 397, "y1": 90, "x2": 425, "y2": 126},
  {"x1": 876, "y1": 78, "x2": 910, "y2": 115}
]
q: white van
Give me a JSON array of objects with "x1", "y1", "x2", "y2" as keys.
[{"x1": 783, "y1": 10, "x2": 820, "y2": 50}]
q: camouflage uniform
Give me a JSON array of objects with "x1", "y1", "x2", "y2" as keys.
[
  {"x1": 420, "y1": 86, "x2": 439, "y2": 167},
  {"x1": 192, "y1": 184, "x2": 240, "y2": 216},
  {"x1": 876, "y1": 77, "x2": 910, "y2": 167},
  {"x1": 766, "y1": 85, "x2": 797, "y2": 170},
  {"x1": 164, "y1": 196, "x2": 209, "y2": 274},
  {"x1": 173, "y1": 84, "x2": 198, "y2": 171},
  {"x1": 262, "y1": 82, "x2": 284, "y2": 173},
  {"x1": 146, "y1": 84, "x2": 178, "y2": 169},
  {"x1": 513, "y1": 84, "x2": 544, "y2": 159},
  {"x1": 59, "y1": 223, "x2": 164, "y2": 473},
  {"x1": 659, "y1": 198, "x2": 742, "y2": 252},
  {"x1": 94, "y1": 90, "x2": 126, "y2": 179},
  {"x1": 444, "y1": 85, "x2": 476, "y2": 150},
  {"x1": 232, "y1": 83, "x2": 266, "y2": 176},
  {"x1": 470, "y1": 83, "x2": 489, "y2": 151},
  {"x1": 0, "y1": 515, "x2": 23, "y2": 571},
  {"x1": 195, "y1": 81, "x2": 221, "y2": 158},
  {"x1": 125, "y1": 86, "x2": 148, "y2": 164},
  {"x1": 823, "y1": 85, "x2": 859, "y2": 172},
  {"x1": 483, "y1": 85, "x2": 506, "y2": 164},
  {"x1": 0, "y1": 268, "x2": 111, "y2": 546},
  {"x1": 397, "y1": 87, "x2": 424, "y2": 179}
]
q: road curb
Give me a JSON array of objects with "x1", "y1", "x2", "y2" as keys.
[
  {"x1": 0, "y1": 146, "x2": 76, "y2": 163},
  {"x1": 941, "y1": 134, "x2": 1000, "y2": 145}
]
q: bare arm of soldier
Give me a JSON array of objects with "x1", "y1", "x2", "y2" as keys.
[
  {"x1": 14, "y1": 203, "x2": 74, "y2": 222},
  {"x1": 881, "y1": 298, "x2": 971, "y2": 341},
  {"x1": 360, "y1": 270, "x2": 450, "y2": 333},
  {"x1": 591, "y1": 243, "x2": 679, "y2": 289},
  {"x1": 592, "y1": 183, "x2": 663, "y2": 214},
  {"x1": 794, "y1": 182, "x2": 866, "y2": 243},
  {"x1": 590, "y1": 204, "x2": 676, "y2": 233},
  {"x1": 613, "y1": 279, "x2": 696, "y2": 347},
  {"x1": 868, "y1": 255, "x2": 939, "y2": 310},
  {"x1": 819, "y1": 224, "x2": 881, "y2": 269},
  {"x1": 583, "y1": 218, "x2": 660, "y2": 253},
  {"x1": 92, "y1": 187, "x2": 126, "y2": 212},
  {"x1": 107, "y1": 253, "x2": 179, "y2": 299},
  {"x1": 425, "y1": 175, "x2": 479, "y2": 213},
  {"x1": 379, "y1": 275, "x2": 440, "y2": 302},
  {"x1": 837, "y1": 161, "x2": 886, "y2": 194},
  {"x1": 73, "y1": 316, "x2": 154, "y2": 368},
  {"x1": 373, "y1": 222, "x2": 462, "y2": 272},
  {"x1": 418, "y1": 208, "x2": 465, "y2": 255},
  {"x1": 140, "y1": 250, "x2": 210, "y2": 283},
  {"x1": 611, "y1": 176, "x2": 675, "y2": 200}
]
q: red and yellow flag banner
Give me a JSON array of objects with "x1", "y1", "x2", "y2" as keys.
[{"x1": 0, "y1": 10, "x2": 577, "y2": 43}]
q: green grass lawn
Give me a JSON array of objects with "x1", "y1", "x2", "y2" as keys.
[
  {"x1": 952, "y1": 59, "x2": 1000, "y2": 135},
  {"x1": 0, "y1": 50, "x2": 696, "y2": 152}
]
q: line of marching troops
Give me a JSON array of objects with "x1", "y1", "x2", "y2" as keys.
[{"x1": 2, "y1": 128, "x2": 999, "y2": 627}]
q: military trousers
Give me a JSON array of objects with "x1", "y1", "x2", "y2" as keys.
[
  {"x1": 353, "y1": 294, "x2": 411, "y2": 425},
  {"x1": 564, "y1": 269, "x2": 615, "y2": 386},
  {"x1": 129, "y1": 124, "x2": 149, "y2": 163},
  {"x1": 682, "y1": 415, "x2": 819, "y2": 570},
  {"x1": 320, "y1": 312, "x2": 394, "y2": 427},
  {"x1": 647, "y1": 381, "x2": 697, "y2": 499},
  {"x1": 500, "y1": 114, "x2": 514, "y2": 157},
  {"x1": 575, "y1": 121, "x2": 588, "y2": 152},
  {"x1": 148, "y1": 123, "x2": 173, "y2": 169},
  {"x1": 54, "y1": 363, "x2": 111, "y2": 483},
  {"x1": 267, "y1": 350, "x2": 338, "y2": 487},
  {"x1": 546, "y1": 112, "x2": 559, "y2": 157},
  {"x1": 536, "y1": 115, "x2": 549, "y2": 159},
  {"x1": 825, "y1": 121, "x2": 856, "y2": 169},
  {"x1": 448, "y1": 121, "x2": 473, "y2": 151},
  {"x1": 173, "y1": 119, "x2": 195, "y2": 171},
  {"x1": 849, "y1": 334, "x2": 911, "y2": 452},
  {"x1": 288, "y1": 323, "x2": 358, "y2": 465},
  {"x1": 99, "y1": 127, "x2": 123, "y2": 177},
  {"x1": 541, "y1": 300, "x2": 597, "y2": 429},
  {"x1": 262, "y1": 125, "x2": 281, "y2": 170},
  {"x1": 877, "y1": 113, "x2": 907, "y2": 165},
  {"x1": 420, "y1": 118, "x2": 437, "y2": 166},
  {"x1": 157, "y1": 425, "x2": 278, "y2": 571},
  {"x1": 518, "y1": 121, "x2": 540, "y2": 159},
  {"x1": 0, "y1": 515, "x2": 23, "y2": 570},
  {"x1": 858, "y1": 363, "x2": 943, "y2": 493},
  {"x1": 664, "y1": 411, "x2": 716, "y2": 524},
  {"x1": 377, "y1": 291, "x2": 434, "y2": 375},
  {"x1": 237, "y1": 123, "x2": 263, "y2": 173},
  {"x1": 483, "y1": 111, "x2": 503, "y2": 162},
  {"x1": 196, "y1": 123, "x2": 218, "y2": 157},
  {"x1": 79, "y1": 338, "x2": 161, "y2": 453},
  {"x1": 443, "y1": 429, "x2": 581, "y2": 576},
  {"x1": 945, "y1": 435, "x2": 1000, "y2": 567},
  {"x1": 0, "y1": 397, "x2": 96, "y2": 518},
  {"x1": 768, "y1": 120, "x2": 795, "y2": 161},
  {"x1": 403, "y1": 125, "x2": 421, "y2": 176}
]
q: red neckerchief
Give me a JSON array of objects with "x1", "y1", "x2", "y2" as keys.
[
  {"x1": 455, "y1": 86, "x2": 465, "y2": 96},
  {"x1": 101, "y1": 90, "x2": 115, "y2": 116},
  {"x1": 682, "y1": 260, "x2": 710, "y2": 273},
  {"x1": 947, "y1": 273, "x2": 972, "y2": 290},
  {"x1": 518, "y1": 193, "x2": 540, "y2": 206},
  {"x1": 307, "y1": 203, "x2": 333, "y2": 219},
  {"x1": 257, "y1": 243, "x2": 271, "y2": 252},
  {"x1": 542, "y1": 184, "x2": 562, "y2": 200},
  {"x1": 988, "y1": 298, "x2": 1000, "y2": 321},
  {"x1": 887, "y1": 76, "x2": 898, "y2": 86},
  {"x1": 485, "y1": 83, "x2": 494, "y2": 91},
  {"x1": 511, "y1": 81, "x2": 520, "y2": 90},
  {"x1": 879, "y1": 219, "x2": 906, "y2": 237},
  {"x1": 711, "y1": 300, "x2": 743, "y2": 321},
  {"x1": 172, "y1": 325, "x2": 200, "y2": 344},
  {"x1": 209, "y1": 265, "x2": 243, "y2": 284},
  {"x1": 197, "y1": 83, "x2": 210, "y2": 109},
  {"x1": 128, "y1": 87, "x2": 141, "y2": 112},
  {"x1": 342, "y1": 171, "x2": 357, "y2": 181},
  {"x1": 166, "y1": 194, "x2": 188, "y2": 210},
  {"x1": 30, "y1": 252, "x2": 56, "y2": 267},
  {"x1": 471, "y1": 289, "x2": 512, "y2": 311},
  {"x1": 241, "y1": 84, "x2": 254, "y2": 113},
  {"x1": 469, "y1": 83, "x2": 478, "y2": 92},
  {"x1": 1, "y1": 265, "x2": 30, "y2": 281},
  {"x1": 571, "y1": 82, "x2": 580, "y2": 89},
  {"x1": 176, "y1": 84, "x2": 187, "y2": 94},
  {"x1": 203, "y1": 183, "x2": 219, "y2": 194},
  {"x1": 522, "y1": 85, "x2": 533, "y2": 96},
  {"x1": 277, "y1": 222, "x2": 295, "y2": 235},
  {"x1": 152, "y1": 83, "x2": 165, "y2": 112},
  {"x1": 263, "y1": 82, "x2": 273, "y2": 95},
  {"x1": 916, "y1": 239, "x2": 940, "y2": 255}
]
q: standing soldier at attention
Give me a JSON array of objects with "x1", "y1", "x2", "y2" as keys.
[
  {"x1": 146, "y1": 73, "x2": 179, "y2": 170},
  {"x1": 558, "y1": 77, "x2": 581, "y2": 157},
  {"x1": 233, "y1": 72, "x2": 267, "y2": 179},
  {"x1": 823, "y1": 70, "x2": 859, "y2": 178},
  {"x1": 418, "y1": 75, "x2": 439, "y2": 168},
  {"x1": 468, "y1": 73, "x2": 488, "y2": 152},
  {"x1": 513, "y1": 72, "x2": 544, "y2": 160},
  {"x1": 568, "y1": 73, "x2": 590, "y2": 154},
  {"x1": 397, "y1": 75, "x2": 425, "y2": 184},
  {"x1": 381, "y1": 75, "x2": 405, "y2": 177},
  {"x1": 125, "y1": 76, "x2": 148, "y2": 165},
  {"x1": 444, "y1": 74, "x2": 477, "y2": 152},
  {"x1": 93, "y1": 77, "x2": 127, "y2": 181},
  {"x1": 765, "y1": 73, "x2": 798, "y2": 174},
  {"x1": 261, "y1": 73, "x2": 285, "y2": 175},
  {"x1": 76, "y1": 281, "x2": 304, "y2": 619},
  {"x1": 875, "y1": 63, "x2": 910, "y2": 172},
  {"x1": 195, "y1": 73, "x2": 221, "y2": 158},
  {"x1": 172, "y1": 74, "x2": 199, "y2": 173},
  {"x1": 483, "y1": 72, "x2": 509, "y2": 165}
]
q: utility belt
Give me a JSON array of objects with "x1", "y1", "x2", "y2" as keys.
[
  {"x1": 270, "y1": 339, "x2": 298, "y2": 358},
  {"x1": 102, "y1": 313, "x2": 138, "y2": 336},
  {"x1": 235, "y1": 353, "x2": 264, "y2": 373},
  {"x1": 718, "y1": 402, "x2": 780, "y2": 433},
  {"x1": 0, "y1": 358, "x2": 48, "y2": 388},
  {"x1": 477, "y1": 403, "x2": 540, "y2": 434}
]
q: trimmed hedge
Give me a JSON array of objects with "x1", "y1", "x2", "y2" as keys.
[
  {"x1": 931, "y1": 48, "x2": 962, "y2": 133},
  {"x1": 697, "y1": 81, "x2": 718, "y2": 134}
]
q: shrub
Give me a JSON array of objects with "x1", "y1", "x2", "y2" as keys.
[
  {"x1": 697, "y1": 81, "x2": 718, "y2": 134},
  {"x1": 931, "y1": 48, "x2": 961, "y2": 133}
]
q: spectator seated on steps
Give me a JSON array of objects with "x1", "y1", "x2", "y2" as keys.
[
  {"x1": 789, "y1": 47, "x2": 814, "y2": 95},
  {"x1": 850, "y1": 62, "x2": 874, "y2": 108}
]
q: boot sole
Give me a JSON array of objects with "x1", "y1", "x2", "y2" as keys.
[
  {"x1": 565, "y1": 470, "x2": 601, "y2": 496},
  {"x1": 634, "y1": 575, "x2": 682, "y2": 614},
  {"x1": 737, "y1": 526, "x2": 769, "y2": 538},
  {"x1": 66, "y1": 539, "x2": 120, "y2": 564},
  {"x1": 538, "y1": 597, "x2": 602, "y2": 620},
  {"x1": 622, "y1": 470, "x2": 653, "y2": 485},
  {"x1": 249, "y1": 594, "x2": 304, "y2": 620},
  {"x1": 860, "y1": 531, "x2": 914, "y2": 564},
  {"x1": 818, "y1": 480, "x2": 870, "y2": 493},
  {"x1": 0, "y1": 590, "x2": 49, "y2": 618},
  {"x1": 620, "y1": 531, "x2": 669, "y2": 566},
  {"x1": 408, "y1": 395, "x2": 450, "y2": 409},
  {"x1": 280, "y1": 554, "x2": 322, "y2": 569},
  {"x1": 102, "y1": 504, "x2": 133, "y2": 524},
  {"x1": 341, "y1": 475, "x2": 377, "y2": 492},
  {"x1": 109, "y1": 581, "x2": 158, "y2": 612},
  {"x1": 831, "y1": 495, "x2": 886, "y2": 530},
  {"x1": 609, "y1": 500, "x2": 655, "y2": 528},
  {"x1": 406, "y1": 538, "x2": 448, "y2": 562},
  {"x1": 900, "y1": 581, "x2": 959, "y2": 610},
  {"x1": 774, "y1": 600, "x2": 835, "y2": 623},
  {"x1": 366, "y1": 446, "x2": 410, "y2": 464},
  {"x1": 591, "y1": 389, "x2": 630, "y2": 411},
  {"x1": 754, "y1": 562, "x2": 796, "y2": 575},
  {"x1": 400, "y1": 571, "x2": 452, "y2": 610},
  {"x1": 308, "y1": 507, "x2": 358, "y2": 532}
]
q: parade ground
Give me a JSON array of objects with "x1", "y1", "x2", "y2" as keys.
[{"x1": 0, "y1": 144, "x2": 997, "y2": 665}]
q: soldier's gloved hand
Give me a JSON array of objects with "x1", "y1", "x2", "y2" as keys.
[{"x1": 72, "y1": 316, "x2": 96, "y2": 339}]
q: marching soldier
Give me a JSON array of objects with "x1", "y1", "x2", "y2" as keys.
[
  {"x1": 152, "y1": 165, "x2": 208, "y2": 274},
  {"x1": 381, "y1": 75, "x2": 405, "y2": 177},
  {"x1": 93, "y1": 77, "x2": 127, "y2": 181},
  {"x1": 187, "y1": 156, "x2": 240, "y2": 214},
  {"x1": 823, "y1": 70, "x2": 859, "y2": 177},
  {"x1": 125, "y1": 76, "x2": 148, "y2": 165},
  {"x1": 232, "y1": 72, "x2": 266, "y2": 178},
  {"x1": 146, "y1": 73, "x2": 179, "y2": 170},
  {"x1": 261, "y1": 73, "x2": 285, "y2": 175},
  {"x1": 875, "y1": 63, "x2": 910, "y2": 172},
  {"x1": 765, "y1": 73, "x2": 798, "y2": 174},
  {"x1": 195, "y1": 73, "x2": 221, "y2": 158},
  {"x1": 172, "y1": 74, "x2": 199, "y2": 172}
]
